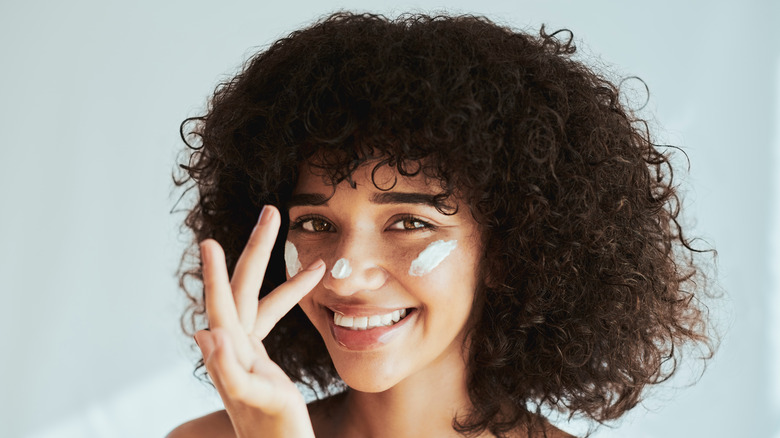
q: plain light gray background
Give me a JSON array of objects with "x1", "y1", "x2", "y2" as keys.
[{"x1": 1, "y1": 1, "x2": 778, "y2": 437}]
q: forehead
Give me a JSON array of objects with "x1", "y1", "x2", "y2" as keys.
[{"x1": 293, "y1": 160, "x2": 444, "y2": 195}]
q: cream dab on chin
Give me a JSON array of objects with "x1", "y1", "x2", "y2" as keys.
[
  {"x1": 409, "y1": 240, "x2": 458, "y2": 277},
  {"x1": 331, "y1": 258, "x2": 352, "y2": 279},
  {"x1": 284, "y1": 240, "x2": 302, "y2": 277}
]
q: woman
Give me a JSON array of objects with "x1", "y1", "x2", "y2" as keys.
[{"x1": 169, "y1": 12, "x2": 714, "y2": 437}]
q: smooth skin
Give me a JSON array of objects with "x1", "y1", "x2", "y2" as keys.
[{"x1": 288, "y1": 164, "x2": 486, "y2": 437}]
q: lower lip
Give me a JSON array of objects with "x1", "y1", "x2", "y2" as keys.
[{"x1": 328, "y1": 309, "x2": 416, "y2": 351}]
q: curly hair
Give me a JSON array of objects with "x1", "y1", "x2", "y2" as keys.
[{"x1": 176, "y1": 12, "x2": 715, "y2": 437}]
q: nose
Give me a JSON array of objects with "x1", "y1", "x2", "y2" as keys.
[{"x1": 321, "y1": 233, "x2": 389, "y2": 296}]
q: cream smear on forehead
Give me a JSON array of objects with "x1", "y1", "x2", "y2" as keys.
[
  {"x1": 409, "y1": 240, "x2": 458, "y2": 277},
  {"x1": 331, "y1": 258, "x2": 352, "y2": 279},
  {"x1": 284, "y1": 240, "x2": 302, "y2": 277}
]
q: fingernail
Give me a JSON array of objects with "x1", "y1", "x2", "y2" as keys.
[
  {"x1": 193, "y1": 334, "x2": 200, "y2": 348},
  {"x1": 305, "y1": 259, "x2": 325, "y2": 271},
  {"x1": 257, "y1": 205, "x2": 271, "y2": 225}
]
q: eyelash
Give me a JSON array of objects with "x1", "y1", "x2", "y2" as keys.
[
  {"x1": 288, "y1": 214, "x2": 437, "y2": 233},
  {"x1": 289, "y1": 214, "x2": 333, "y2": 232},
  {"x1": 390, "y1": 215, "x2": 437, "y2": 232}
]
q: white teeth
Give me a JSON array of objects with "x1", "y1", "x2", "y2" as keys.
[
  {"x1": 354, "y1": 316, "x2": 368, "y2": 330},
  {"x1": 334, "y1": 309, "x2": 410, "y2": 330}
]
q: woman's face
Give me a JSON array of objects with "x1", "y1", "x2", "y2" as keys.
[{"x1": 286, "y1": 162, "x2": 483, "y2": 393}]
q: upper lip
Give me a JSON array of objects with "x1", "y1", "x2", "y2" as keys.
[{"x1": 325, "y1": 304, "x2": 413, "y2": 317}]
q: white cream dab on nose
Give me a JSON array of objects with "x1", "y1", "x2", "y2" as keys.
[
  {"x1": 331, "y1": 258, "x2": 352, "y2": 279},
  {"x1": 409, "y1": 240, "x2": 458, "y2": 277},
  {"x1": 284, "y1": 240, "x2": 302, "y2": 277}
]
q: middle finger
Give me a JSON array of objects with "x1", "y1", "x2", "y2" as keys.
[{"x1": 230, "y1": 205, "x2": 281, "y2": 331}]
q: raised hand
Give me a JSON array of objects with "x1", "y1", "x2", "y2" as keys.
[{"x1": 194, "y1": 205, "x2": 325, "y2": 438}]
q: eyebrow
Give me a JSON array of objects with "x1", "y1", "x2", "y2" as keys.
[
  {"x1": 287, "y1": 192, "x2": 439, "y2": 208},
  {"x1": 371, "y1": 192, "x2": 439, "y2": 206},
  {"x1": 287, "y1": 193, "x2": 329, "y2": 208}
]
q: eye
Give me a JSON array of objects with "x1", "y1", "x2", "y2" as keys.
[
  {"x1": 387, "y1": 215, "x2": 435, "y2": 231},
  {"x1": 290, "y1": 215, "x2": 334, "y2": 232}
]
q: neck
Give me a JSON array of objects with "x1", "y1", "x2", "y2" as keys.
[{"x1": 337, "y1": 341, "x2": 481, "y2": 438}]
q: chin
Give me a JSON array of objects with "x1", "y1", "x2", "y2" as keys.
[{"x1": 333, "y1": 360, "x2": 406, "y2": 393}]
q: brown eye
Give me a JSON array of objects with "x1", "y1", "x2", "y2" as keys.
[
  {"x1": 302, "y1": 218, "x2": 333, "y2": 232},
  {"x1": 388, "y1": 216, "x2": 433, "y2": 231},
  {"x1": 403, "y1": 219, "x2": 426, "y2": 230}
]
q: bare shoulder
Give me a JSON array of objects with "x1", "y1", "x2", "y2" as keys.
[
  {"x1": 166, "y1": 410, "x2": 235, "y2": 438},
  {"x1": 540, "y1": 420, "x2": 578, "y2": 438},
  {"x1": 546, "y1": 428, "x2": 577, "y2": 438}
]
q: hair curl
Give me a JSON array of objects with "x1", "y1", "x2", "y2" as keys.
[{"x1": 176, "y1": 12, "x2": 715, "y2": 437}]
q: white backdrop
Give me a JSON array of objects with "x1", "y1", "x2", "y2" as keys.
[{"x1": 1, "y1": 1, "x2": 778, "y2": 437}]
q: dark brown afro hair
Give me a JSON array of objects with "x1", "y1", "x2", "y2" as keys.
[{"x1": 176, "y1": 11, "x2": 715, "y2": 437}]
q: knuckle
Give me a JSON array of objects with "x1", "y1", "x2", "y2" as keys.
[{"x1": 243, "y1": 235, "x2": 267, "y2": 253}]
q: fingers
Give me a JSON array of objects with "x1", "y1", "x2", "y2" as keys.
[
  {"x1": 198, "y1": 331, "x2": 318, "y2": 436},
  {"x1": 200, "y1": 239, "x2": 242, "y2": 333},
  {"x1": 201, "y1": 328, "x2": 276, "y2": 409},
  {"x1": 194, "y1": 329, "x2": 216, "y2": 360},
  {"x1": 253, "y1": 259, "x2": 325, "y2": 339},
  {"x1": 230, "y1": 206, "x2": 281, "y2": 332},
  {"x1": 200, "y1": 206, "x2": 323, "y2": 370},
  {"x1": 201, "y1": 239, "x2": 256, "y2": 368}
]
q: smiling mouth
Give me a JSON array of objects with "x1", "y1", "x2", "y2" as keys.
[{"x1": 331, "y1": 308, "x2": 413, "y2": 330}]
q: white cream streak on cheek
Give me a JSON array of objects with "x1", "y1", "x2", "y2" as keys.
[
  {"x1": 408, "y1": 240, "x2": 458, "y2": 277},
  {"x1": 284, "y1": 240, "x2": 302, "y2": 277},
  {"x1": 331, "y1": 258, "x2": 352, "y2": 279}
]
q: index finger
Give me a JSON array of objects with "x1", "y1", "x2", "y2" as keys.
[
  {"x1": 253, "y1": 259, "x2": 325, "y2": 339},
  {"x1": 201, "y1": 239, "x2": 243, "y2": 332},
  {"x1": 230, "y1": 205, "x2": 281, "y2": 331}
]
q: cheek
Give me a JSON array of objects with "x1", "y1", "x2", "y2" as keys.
[
  {"x1": 284, "y1": 240, "x2": 303, "y2": 277},
  {"x1": 408, "y1": 239, "x2": 458, "y2": 277},
  {"x1": 407, "y1": 241, "x2": 481, "y2": 309},
  {"x1": 284, "y1": 239, "x2": 331, "y2": 279}
]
